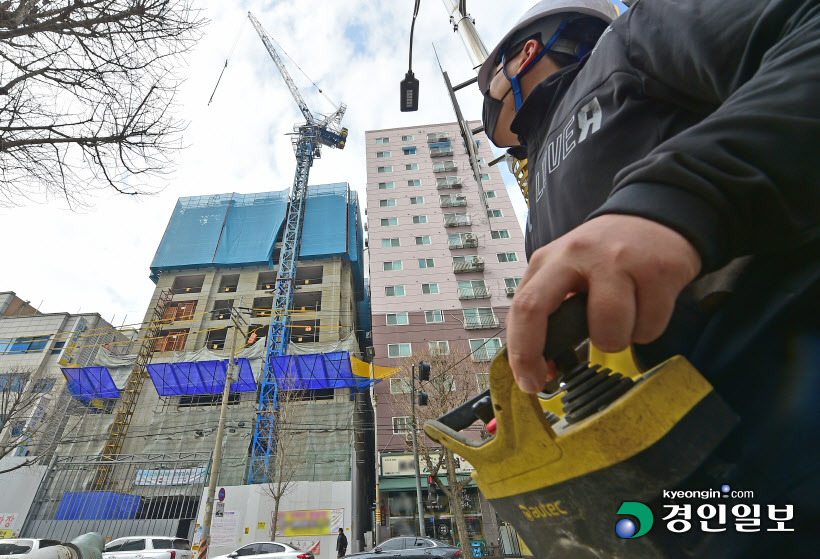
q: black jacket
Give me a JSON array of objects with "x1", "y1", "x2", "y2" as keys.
[
  {"x1": 512, "y1": 0, "x2": 819, "y2": 548},
  {"x1": 337, "y1": 532, "x2": 348, "y2": 552}
]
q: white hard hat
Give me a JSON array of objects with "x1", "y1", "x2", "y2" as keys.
[{"x1": 477, "y1": 0, "x2": 620, "y2": 93}]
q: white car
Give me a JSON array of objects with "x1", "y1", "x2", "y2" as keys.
[
  {"x1": 0, "y1": 539, "x2": 62, "y2": 558},
  {"x1": 211, "y1": 542, "x2": 314, "y2": 559},
  {"x1": 102, "y1": 537, "x2": 192, "y2": 559}
]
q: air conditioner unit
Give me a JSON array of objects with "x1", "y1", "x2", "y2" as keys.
[
  {"x1": 471, "y1": 256, "x2": 485, "y2": 264},
  {"x1": 405, "y1": 433, "x2": 414, "y2": 443},
  {"x1": 455, "y1": 194, "x2": 466, "y2": 200},
  {"x1": 505, "y1": 286, "x2": 517, "y2": 296},
  {"x1": 464, "y1": 233, "x2": 477, "y2": 242}
]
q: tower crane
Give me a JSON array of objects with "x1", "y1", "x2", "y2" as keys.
[{"x1": 246, "y1": 11, "x2": 348, "y2": 483}]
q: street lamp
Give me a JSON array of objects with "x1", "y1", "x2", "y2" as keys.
[{"x1": 411, "y1": 361, "x2": 431, "y2": 535}]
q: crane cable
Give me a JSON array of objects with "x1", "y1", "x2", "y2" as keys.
[{"x1": 208, "y1": 17, "x2": 249, "y2": 105}]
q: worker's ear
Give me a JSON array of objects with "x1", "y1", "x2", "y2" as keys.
[{"x1": 516, "y1": 39, "x2": 543, "y2": 73}]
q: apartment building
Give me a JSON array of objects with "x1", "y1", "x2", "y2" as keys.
[{"x1": 365, "y1": 123, "x2": 528, "y2": 551}]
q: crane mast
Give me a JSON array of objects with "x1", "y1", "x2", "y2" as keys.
[{"x1": 246, "y1": 12, "x2": 348, "y2": 484}]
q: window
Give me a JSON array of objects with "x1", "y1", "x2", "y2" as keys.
[
  {"x1": 382, "y1": 238, "x2": 400, "y2": 248},
  {"x1": 402, "y1": 135, "x2": 414, "y2": 141},
  {"x1": 403, "y1": 147, "x2": 417, "y2": 155},
  {"x1": 407, "y1": 179, "x2": 421, "y2": 186},
  {"x1": 257, "y1": 545, "x2": 285, "y2": 554},
  {"x1": 464, "y1": 308, "x2": 498, "y2": 328},
  {"x1": 505, "y1": 277, "x2": 523, "y2": 288},
  {"x1": 218, "y1": 274, "x2": 239, "y2": 293},
  {"x1": 383, "y1": 260, "x2": 403, "y2": 271},
  {"x1": 380, "y1": 217, "x2": 398, "y2": 226},
  {"x1": 257, "y1": 271, "x2": 277, "y2": 290},
  {"x1": 386, "y1": 312, "x2": 409, "y2": 325},
  {"x1": 385, "y1": 285, "x2": 406, "y2": 297},
  {"x1": 380, "y1": 199, "x2": 397, "y2": 207},
  {"x1": 6, "y1": 335, "x2": 51, "y2": 355},
  {"x1": 497, "y1": 252, "x2": 519, "y2": 262},
  {"x1": 481, "y1": 173, "x2": 491, "y2": 180},
  {"x1": 212, "y1": 299, "x2": 233, "y2": 320},
  {"x1": 392, "y1": 416, "x2": 412, "y2": 433},
  {"x1": 378, "y1": 182, "x2": 395, "y2": 189},
  {"x1": 430, "y1": 374, "x2": 456, "y2": 391},
  {"x1": 376, "y1": 151, "x2": 391, "y2": 158},
  {"x1": 429, "y1": 341, "x2": 450, "y2": 355},
  {"x1": 378, "y1": 166, "x2": 393, "y2": 173},
  {"x1": 485, "y1": 190, "x2": 497, "y2": 198},
  {"x1": 470, "y1": 338, "x2": 503, "y2": 361},
  {"x1": 458, "y1": 279, "x2": 488, "y2": 297},
  {"x1": 375, "y1": 137, "x2": 389, "y2": 144},
  {"x1": 410, "y1": 196, "x2": 423, "y2": 204},
  {"x1": 50, "y1": 341, "x2": 66, "y2": 355},
  {"x1": 418, "y1": 258, "x2": 435, "y2": 269},
  {"x1": 119, "y1": 540, "x2": 146, "y2": 552},
  {"x1": 252, "y1": 296, "x2": 273, "y2": 318},
  {"x1": 452, "y1": 255, "x2": 467, "y2": 263},
  {"x1": 487, "y1": 209, "x2": 503, "y2": 218},
  {"x1": 388, "y1": 344, "x2": 412, "y2": 358},
  {"x1": 152, "y1": 540, "x2": 174, "y2": 551},
  {"x1": 491, "y1": 229, "x2": 510, "y2": 239},
  {"x1": 390, "y1": 378, "x2": 412, "y2": 393},
  {"x1": 412, "y1": 215, "x2": 427, "y2": 224},
  {"x1": 415, "y1": 236, "x2": 431, "y2": 245},
  {"x1": 476, "y1": 373, "x2": 490, "y2": 392},
  {"x1": 421, "y1": 283, "x2": 439, "y2": 295},
  {"x1": 405, "y1": 163, "x2": 419, "y2": 170},
  {"x1": 425, "y1": 310, "x2": 444, "y2": 323}
]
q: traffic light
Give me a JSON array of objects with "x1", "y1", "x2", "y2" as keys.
[
  {"x1": 427, "y1": 475, "x2": 439, "y2": 503},
  {"x1": 416, "y1": 362, "x2": 431, "y2": 382},
  {"x1": 417, "y1": 391, "x2": 428, "y2": 406}
]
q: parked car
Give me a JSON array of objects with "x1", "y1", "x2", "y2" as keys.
[
  {"x1": 210, "y1": 542, "x2": 313, "y2": 559},
  {"x1": 102, "y1": 537, "x2": 192, "y2": 559},
  {"x1": 0, "y1": 539, "x2": 62, "y2": 558},
  {"x1": 345, "y1": 538, "x2": 462, "y2": 558}
]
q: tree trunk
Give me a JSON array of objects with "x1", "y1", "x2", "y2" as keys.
[
  {"x1": 271, "y1": 496, "x2": 281, "y2": 541},
  {"x1": 444, "y1": 450, "x2": 473, "y2": 559}
]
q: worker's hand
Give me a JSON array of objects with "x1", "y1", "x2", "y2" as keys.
[{"x1": 507, "y1": 214, "x2": 702, "y2": 393}]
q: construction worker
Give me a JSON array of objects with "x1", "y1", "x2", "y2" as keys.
[{"x1": 480, "y1": 0, "x2": 819, "y2": 556}]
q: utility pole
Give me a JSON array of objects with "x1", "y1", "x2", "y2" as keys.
[
  {"x1": 410, "y1": 363, "x2": 425, "y2": 537},
  {"x1": 371, "y1": 358, "x2": 381, "y2": 546},
  {"x1": 440, "y1": 0, "x2": 489, "y2": 69},
  {"x1": 198, "y1": 298, "x2": 243, "y2": 559}
]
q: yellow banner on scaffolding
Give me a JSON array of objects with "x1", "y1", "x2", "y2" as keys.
[{"x1": 349, "y1": 355, "x2": 400, "y2": 380}]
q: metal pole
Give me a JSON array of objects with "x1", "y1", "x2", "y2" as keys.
[
  {"x1": 199, "y1": 299, "x2": 242, "y2": 558},
  {"x1": 371, "y1": 360, "x2": 380, "y2": 545},
  {"x1": 440, "y1": 0, "x2": 489, "y2": 70},
  {"x1": 410, "y1": 364, "x2": 425, "y2": 536}
]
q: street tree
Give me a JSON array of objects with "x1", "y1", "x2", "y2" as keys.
[
  {"x1": 0, "y1": 0, "x2": 206, "y2": 207},
  {"x1": 392, "y1": 350, "x2": 489, "y2": 559},
  {"x1": 256, "y1": 377, "x2": 311, "y2": 540}
]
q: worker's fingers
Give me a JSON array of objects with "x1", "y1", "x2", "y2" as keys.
[
  {"x1": 631, "y1": 273, "x2": 679, "y2": 345},
  {"x1": 586, "y1": 272, "x2": 636, "y2": 353},
  {"x1": 507, "y1": 252, "x2": 584, "y2": 393}
]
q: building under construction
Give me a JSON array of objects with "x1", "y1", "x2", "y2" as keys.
[{"x1": 18, "y1": 185, "x2": 375, "y2": 558}]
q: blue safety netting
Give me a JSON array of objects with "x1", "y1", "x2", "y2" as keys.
[
  {"x1": 300, "y1": 183, "x2": 349, "y2": 259},
  {"x1": 149, "y1": 184, "x2": 364, "y2": 282},
  {"x1": 61, "y1": 367, "x2": 120, "y2": 401},
  {"x1": 146, "y1": 358, "x2": 257, "y2": 396},
  {"x1": 56, "y1": 492, "x2": 139, "y2": 520},
  {"x1": 269, "y1": 351, "x2": 373, "y2": 391}
]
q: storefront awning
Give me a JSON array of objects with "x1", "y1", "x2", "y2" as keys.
[
  {"x1": 61, "y1": 367, "x2": 121, "y2": 401},
  {"x1": 146, "y1": 358, "x2": 257, "y2": 396}
]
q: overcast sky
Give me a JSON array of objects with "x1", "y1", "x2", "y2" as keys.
[{"x1": 1, "y1": 0, "x2": 536, "y2": 326}]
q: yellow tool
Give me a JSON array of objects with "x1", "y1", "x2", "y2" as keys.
[{"x1": 425, "y1": 296, "x2": 738, "y2": 558}]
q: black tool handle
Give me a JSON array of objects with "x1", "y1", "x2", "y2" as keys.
[{"x1": 436, "y1": 295, "x2": 589, "y2": 431}]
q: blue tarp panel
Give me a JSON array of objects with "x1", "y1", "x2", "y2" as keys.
[
  {"x1": 61, "y1": 367, "x2": 120, "y2": 401},
  {"x1": 300, "y1": 183, "x2": 349, "y2": 260},
  {"x1": 149, "y1": 184, "x2": 360, "y2": 280},
  {"x1": 146, "y1": 358, "x2": 257, "y2": 396},
  {"x1": 55, "y1": 491, "x2": 140, "y2": 520},
  {"x1": 269, "y1": 351, "x2": 372, "y2": 391},
  {"x1": 213, "y1": 191, "x2": 289, "y2": 267}
]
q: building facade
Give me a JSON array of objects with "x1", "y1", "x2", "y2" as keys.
[{"x1": 365, "y1": 123, "x2": 528, "y2": 553}]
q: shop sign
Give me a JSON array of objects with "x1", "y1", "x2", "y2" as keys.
[
  {"x1": 274, "y1": 508, "x2": 343, "y2": 536},
  {"x1": 381, "y1": 453, "x2": 474, "y2": 477}
]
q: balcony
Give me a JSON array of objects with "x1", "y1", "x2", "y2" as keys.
[
  {"x1": 448, "y1": 236, "x2": 479, "y2": 250},
  {"x1": 472, "y1": 347, "x2": 501, "y2": 362},
  {"x1": 464, "y1": 315, "x2": 500, "y2": 329},
  {"x1": 427, "y1": 132, "x2": 451, "y2": 143},
  {"x1": 453, "y1": 258, "x2": 485, "y2": 273},
  {"x1": 444, "y1": 215, "x2": 472, "y2": 227},
  {"x1": 433, "y1": 161, "x2": 457, "y2": 173},
  {"x1": 436, "y1": 177, "x2": 463, "y2": 190},
  {"x1": 458, "y1": 286, "x2": 491, "y2": 300},
  {"x1": 430, "y1": 146, "x2": 454, "y2": 157},
  {"x1": 440, "y1": 197, "x2": 467, "y2": 208}
]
